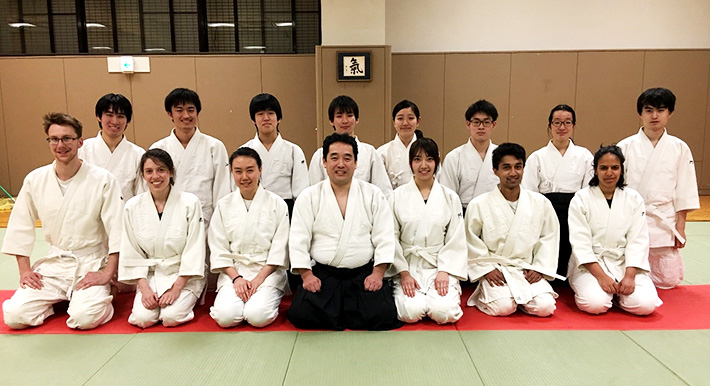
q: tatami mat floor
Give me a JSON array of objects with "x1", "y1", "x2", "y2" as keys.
[{"x1": 1, "y1": 226, "x2": 709, "y2": 385}]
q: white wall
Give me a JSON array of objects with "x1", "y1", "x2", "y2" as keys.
[
  {"x1": 384, "y1": 0, "x2": 710, "y2": 52},
  {"x1": 321, "y1": 0, "x2": 386, "y2": 45}
]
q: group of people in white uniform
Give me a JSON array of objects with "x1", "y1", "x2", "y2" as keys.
[{"x1": 1, "y1": 86, "x2": 698, "y2": 331}]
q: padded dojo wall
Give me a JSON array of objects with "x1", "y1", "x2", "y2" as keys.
[
  {"x1": 392, "y1": 49, "x2": 710, "y2": 194},
  {"x1": 0, "y1": 55, "x2": 316, "y2": 196}
]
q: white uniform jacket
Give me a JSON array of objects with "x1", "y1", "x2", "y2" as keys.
[
  {"x1": 2, "y1": 162, "x2": 123, "y2": 292},
  {"x1": 465, "y1": 188, "x2": 561, "y2": 303},
  {"x1": 617, "y1": 128, "x2": 699, "y2": 247},
  {"x1": 522, "y1": 140, "x2": 594, "y2": 194},
  {"x1": 289, "y1": 179, "x2": 395, "y2": 271},
  {"x1": 119, "y1": 190, "x2": 206, "y2": 297},
  {"x1": 150, "y1": 128, "x2": 231, "y2": 221},
  {"x1": 568, "y1": 186, "x2": 650, "y2": 281},
  {"x1": 377, "y1": 135, "x2": 415, "y2": 190},
  {"x1": 79, "y1": 132, "x2": 146, "y2": 201},
  {"x1": 388, "y1": 180, "x2": 467, "y2": 280},
  {"x1": 242, "y1": 134, "x2": 309, "y2": 200},
  {"x1": 208, "y1": 186, "x2": 290, "y2": 291},
  {"x1": 439, "y1": 140, "x2": 498, "y2": 208}
]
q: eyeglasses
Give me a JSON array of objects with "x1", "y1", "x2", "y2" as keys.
[
  {"x1": 46, "y1": 136, "x2": 78, "y2": 144},
  {"x1": 469, "y1": 120, "x2": 494, "y2": 128},
  {"x1": 550, "y1": 121, "x2": 574, "y2": 128}
]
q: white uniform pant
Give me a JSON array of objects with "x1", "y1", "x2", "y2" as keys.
[
  {"x1": 649, "y1": 247, "x2": 684, "y2": 289},
  {"x1": 2, "y1": 274, "x2": 113, "y2": 330},
  {"x1": 128, "y1": 287, "x2": 199, "y2": 328},
  {"x1": 570, "y1": 270, "x2": 662, "y2": 315},
  {"x1": 469, "y1": 279, "x2": 556, "y2": 317},
  {"x1": 210, "y1": 283, "x2": 283, "y2": 328},
  {"x1": 393, "y1": 270, "x2": 463, "y2": 324}
]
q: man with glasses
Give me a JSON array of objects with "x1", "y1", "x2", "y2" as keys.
[
  {"x1": 2, "y1": 113, "x2": 123, "y2": 329},
  {"x1": 440, "y1": 99, "x2": 500, "y2": 214}
]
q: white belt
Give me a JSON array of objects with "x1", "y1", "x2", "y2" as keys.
[
  {"x1": 647, "y1": 203, "x2": 685, "y2": 244},
  {"x1": 43, "y1": 244, "x2": 106, "y2": 300}
]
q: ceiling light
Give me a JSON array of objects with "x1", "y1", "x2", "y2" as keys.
[
  {"x1": 92, "y1": 46, "x2": 112, "y2": 50},
  {"x1": 274, "y1": 22, "x2": 294, "y2": 27},
  {"x1": 144, "y1": 48, "x2": 166, "y2": 52},
  {"x1": 244, "y1": 46, "x2": 266, "y2": 50},
  {"x1": 86, "y1": 23, "x2": 106, "y2": 28},
  {"x1": 9, "y1": 22, "x2": 35, "y2": 28},
  {"x1": 208, "y1": 23, "x2": 235, "y2": 28}
]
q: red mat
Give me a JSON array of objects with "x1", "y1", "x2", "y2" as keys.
[{"x1": 1, "y1": 285, "x2": 708, "y2": 334}]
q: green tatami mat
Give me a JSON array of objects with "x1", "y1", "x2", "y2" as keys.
[
  {"x1": 459, "y1": 330, "x2": 687, "y2": 386},
  {"x1": 0, "y1": 334, "x2": 135, "y2": 385},
  {"x1": 624, "y1": 330, "x2": 710, "y2": 386},
  {"x1": 681, "y1": 235, "x2": 710, "y2": 285},
  {"x1": 84, "y1": 332, "x2": 297, "y2": 386},
  {"x1": 284, "y1": 331, "x2": 483, "y2": 386}
]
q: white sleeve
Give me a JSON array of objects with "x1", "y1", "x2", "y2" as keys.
[
  {"x1": 308, "y1": 150, "x2": 325, "y2": 185},
  {"x1": 291, "y1": 145, "x2": 310, "y2": 199}
]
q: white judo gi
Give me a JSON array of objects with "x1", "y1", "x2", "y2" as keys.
[
  {"x1": 568, "y1": 186, "x2": 662, "y2": 315},
  {"x1": 377, "y1": 135, "x2": 416, "y2": 190},
  {"x1": 439, "y1": 141, "x2": 499, "y2": 209},
  {"x1": 290, "y1": 179, "x2": 395, "y2": 271},
  {"x1": 521, "y1": 140, "x2": 593, "y2": 194},
  {"x1": 119, "y1": 190, "x2": 206, "y2": 328},
  {"x1": 465, "y1": 188, "x2": 561, "y2": 317},
  {"x1": 150, "y1": 128, "x2": 231, "y2": 223},
  {"x1": 79, "y1": 132, "x2": 145, "y2": 201},
  {"x1": 389, "y1": 180, "x2": 467, "y2": 324},
  {"x1": 617, "y1": 128, "x2": 700, "y2": 288},
  {"x1": 308, "y1": 137, "x2": 393, "y2": 196},
  {"x1": 208, "y1": 186, "x2": 290, "y2": 328},
  {"x1": 241, "y1": 133, "x2": 309, "y2": 201},
  {"x1": 2, "y1": 162, "x2": 122, "y2": 329}
]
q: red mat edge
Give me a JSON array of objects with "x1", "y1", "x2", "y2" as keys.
[{"x1": 1, "y1": 285, "x2": 708, "y2": 334}]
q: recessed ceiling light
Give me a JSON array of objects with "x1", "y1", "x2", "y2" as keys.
[
  {"x1": 9, "y1": 22, "x2": 36, "y2": 28},
  {"x1": 243, "y1": 46, "x2": 266, "y2": 50},
  {"x1": 274, "y1": 22, "x2": 294, "y2": 27},
  {"x1": 208, "y1": 23, "x2": 235, "y2": 28},
  {"x1": 86, "y1": 23, "x2": 106, "y2": 28},
  {"x1": 144, "y1": 48, "x2": 166, "y2": 52},
  {"x1": 92, "y1": 46, "x2": 112, "y2": 50}
]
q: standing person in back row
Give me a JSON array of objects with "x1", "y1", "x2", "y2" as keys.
[
  {"x1": 617, "y1": 88, "x2": 699, "y2": 289},
  {"x1": 522, "y1": 104, "x2": 594, "y2": 282},
  {"x1": 79, "y1": 93, "x2": 145, "y2": 203},
  {"x1": 150, "y1": 87, "x2": 231, "y2": 225},
  {"x1": 241, "y1": 93, "x2": 309, "y2": 217},
  {"x1": 308, "y1": 95, "x2": 392, "y2": 196},
  {"x1": 439, "y1": 100, "x2": 500, "y2": 214},
  {"x1": 377, "y1": 99, "x2": 423, "y2": 190}
]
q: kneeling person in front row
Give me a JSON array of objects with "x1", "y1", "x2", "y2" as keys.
[
  {"x1": 288, "y1": 133, "x2": 402, "y2": 330},
  {"x1": 2, "y1": 113, "x2": 122, "y2": 329},
  {"x1": 465, "y1": 143, "x2": 562, "y2": 317},
  {"x1": 209, "y1": 147, "x2": 290, "y2": 328},
  {"x1": 119, "y1": 149, "x2": 206, "y2": 328},
  {"x1": 389, "y1": 138, "x2": 467, "y2": 324},
  {"x1": 568, "y1": 146, "x2": 661, "y2": 315}
]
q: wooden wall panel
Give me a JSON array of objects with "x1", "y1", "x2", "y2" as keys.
[
  {"x1": 261, "y1": 56, "x2": 318, "y2": 157},
  {"x1": 575, "y1": 51, "x2": 645, "y2": 151},
  {"x1": 701, "y1": 85, "x2": 710, "y2": 193},
  {"x1": 0, "y1": 58, "x2": 66, "y2": 194},
  {"x1": 130, "y1": 57, "x2": 197, "y2": 149},
  {"x1": 63, "y1": 57, "x2": 133, "y2": 141},
  {"x1": 0, "y1": 81, "x2": 9, "y2": 194},
  {"x1": 316, "y1": 46, "x2": 391, "y2": 148},
  {"x1": 392, "y1": 54, "x2": 445, "y2": 150},
  {"x1": 443, "y1": 53, "x2": 511, "y2": 156},
  {"x1": 509, "y1": 52, "x2": 578, "y2": 155},
  {"x1": 643, "y1": 50, "x2": 710, "y2": 162},
  {"x1": 195, "y1": 56, "x2": 261, "y2": 154}
]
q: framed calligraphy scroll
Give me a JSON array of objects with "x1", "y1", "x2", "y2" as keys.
[{"x1": 337, "y1": 51, "x2": 371, "y2": 81}]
